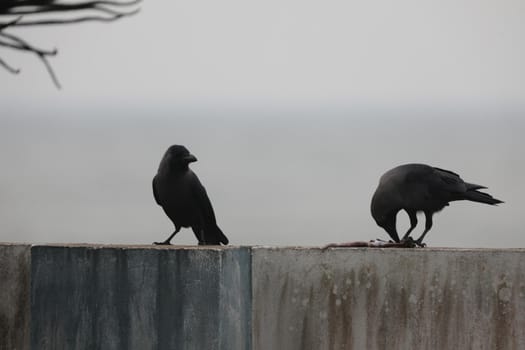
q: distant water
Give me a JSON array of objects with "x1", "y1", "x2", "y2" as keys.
[{"x1": 1, "y1": 103, "x2": 523, "y2": 248}]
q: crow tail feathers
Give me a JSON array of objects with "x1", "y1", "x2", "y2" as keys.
[{"x1": 463, "y1": 189, "x2": 503, "y2": 205}]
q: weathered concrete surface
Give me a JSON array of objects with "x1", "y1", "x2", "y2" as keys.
[
  {"x1": 0, "y1": 244, "x2": 30, "y2": 350},
  {"x1": 30, "y1": 245, "x2": 251, "y2": 350},
  {"x1": 2, "y1": 244, "x2": 525, "y2": 350},
  {"x1": 252, "y1": 247, "x2": 525, "y2": 350}
]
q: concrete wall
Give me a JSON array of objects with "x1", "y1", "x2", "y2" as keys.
[
  {"x1": 1, "y1": 244, "x2": 525, "y2": 350},
  {"x1": 252, "y1": 247, "x2": 525, "y2": 350},
  {"x1": 30, "y1": 245, "x2": 251, "y2": 350},
  {"x1": 0, "y1": 244, "x2": 30, "y2": 350}
]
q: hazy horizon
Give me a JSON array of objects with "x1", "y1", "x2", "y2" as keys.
[{"x1": 1, "y1": 103, "x2": 522, "y2": 248}]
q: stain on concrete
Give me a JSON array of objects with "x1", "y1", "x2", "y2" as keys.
[
  {"x1": 29, "y1": 245, "x2": 251, "y2": 350},
  {"x1": 0, "y1": 244, "x2": 30, "y2": 350},
  {"x1": 492, "y1": 276, "x2": 516, "y2": 350},
  {"x1": 252, "y1": 247, "x2": 525, "y2": 350}
]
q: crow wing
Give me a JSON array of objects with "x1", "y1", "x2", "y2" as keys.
[
  {"x1": 190, "y1": 175, "x2": 218, "y2": 226},
  {"x1": 431, "y1": 167, "x2": 468, "y2": 197},
  {"x1": 399, "y1": 165, "x2": 464, "y2": 205},
  {"x1": 152, "y1": 176, "x2": 162, "y2": 205}
]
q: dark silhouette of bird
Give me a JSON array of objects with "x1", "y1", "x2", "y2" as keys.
[
  {"x1": 152, "y1": 145, "x2": 229, "y2": 245},
  {"x1": 371, "y1": 164, "x2": 503, "y2": 246}
]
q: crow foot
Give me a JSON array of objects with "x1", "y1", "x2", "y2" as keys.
[
  {"x1": 414, "y1": 239, "x2": 427, "y2": 248},
  {"x1": 400, "y1": 237, "x2": 417, "y2": 248},
  {"x1": 401, "y1": 237, "x2": 426, "y2": 248},
  {"x1": 153, "y1": 241, "x2": 171, "y2": 245}
]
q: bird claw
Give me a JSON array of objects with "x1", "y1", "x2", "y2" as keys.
[
  {"x1": 399, "y1": 237, "x2": 414, "y2": 247},
  {"x1": 401, "y1": 237, "x2": 427, "y2": 248},
  {"x1": 415, "y1": 241, "x2": 427, "y2": 248}
]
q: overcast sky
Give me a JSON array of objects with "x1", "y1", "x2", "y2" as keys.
[
  {"x1": 2, "y1": 0, "x2": 524, "y2": 105},
  {"x1": 1, "y1": 0, "x2": 524, "y2": 247}
]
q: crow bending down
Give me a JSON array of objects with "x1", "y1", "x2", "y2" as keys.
[{"x1": 371, "y1": 164, "x2": 503, "y2": 246}]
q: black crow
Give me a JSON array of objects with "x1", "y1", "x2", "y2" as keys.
[
  {"x1": 152, "y1": 145, "x2": 229, "y2": 245},
  {"x1": 371, "y1": 163, "x2": 503, "y2": 246}
]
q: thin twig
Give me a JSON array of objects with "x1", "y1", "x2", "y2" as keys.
[
  {"x1": 0, "y1": 32, "x2": 58, "y2": 56},
  {"x1": 0, "y1": 31, "x2": 59, "y2": 87},
  {"x1": 2, "y1": 0, "x2": 141, "y2": 15},
  {"x1": 0, "y1": 16, "x2": 22, "y2": 30},
  {"x1": 39, "y1": 53, "x2": 61, "y2": 89},
  {"x1": 8, "y1": 5, "x2": 133, "y2": 16},
  {"x1": 0, "y1": 56, "x2": 20, "y2": 73},
  {"x1": 14, "y1": 9, "x2": 139, "y2": 26},
  {"x1": 0, "y1": 0, "x2": 141, "y2": 87}
]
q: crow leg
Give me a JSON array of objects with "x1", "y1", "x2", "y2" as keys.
[
  {"x1": 154, "y1": 226, "x2": 181, "y2": 245},
  {"x1": 414, "y1": 212, "x2": 433, "y2": 247},
  {"x1": 401, "y1": 210, "x2": 418, "y2": 241}
]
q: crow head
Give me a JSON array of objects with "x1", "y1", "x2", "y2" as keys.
[
  {"x1": 371, "y1": 187, "x2": 401, "y2": 242},
  {"x1": 160, "y1": 145, "x2": 197, "y2": 172}
]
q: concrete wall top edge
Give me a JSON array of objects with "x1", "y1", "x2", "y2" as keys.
[
  {"x1": 0, "y1": 242, "x2": 32, "y2": 247},
  {"x1": 251, "y1": 246, "x2": 525, "y2": 252},
  {"x1": 0, "y1": 242, "x2": 252, "y2": 250},
  {"x1": 1, "y1": 242, "x2": 525, "y2": 252}
]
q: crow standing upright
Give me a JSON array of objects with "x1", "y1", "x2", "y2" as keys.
[
  {"x1": 152, "y1": 145, "x2": 229, "y2": 245},
  {"x1": 371, "y1": 164, "x2": 503, "y2": 246}
]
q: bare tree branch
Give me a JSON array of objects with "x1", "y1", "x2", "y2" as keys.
[
  {"x1": 13, "y1": 10, "x2": 140, "y2": 26},
  {"x1": 40, "y1": 53, "x2": 61, "y2": 88},
  {"x1": 0, "y1": 0, "x2": 141, "y2": 15},
  {"x1": 0, "y1": 0, "x2": 141, "y2": 88},
  {"x1": 0, "y1": 56, "x2": 20, "y2": 73},
  {"x1": 0, "y1": 30, "x2": 59, "y2": 86},
  {"x1": 1, "y1": 32, "x2": 58, "y2": 55},
  {"x1": 0, "y1": 16, "x2": 22, "y2": 30}
]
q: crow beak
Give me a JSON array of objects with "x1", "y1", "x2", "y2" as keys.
[
  {"x1": 184, "y1": 154, "x2": 197, "y2": 163},
  {"x1": 381, "y1": 215, "x2": 400, "y2": 243}
]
